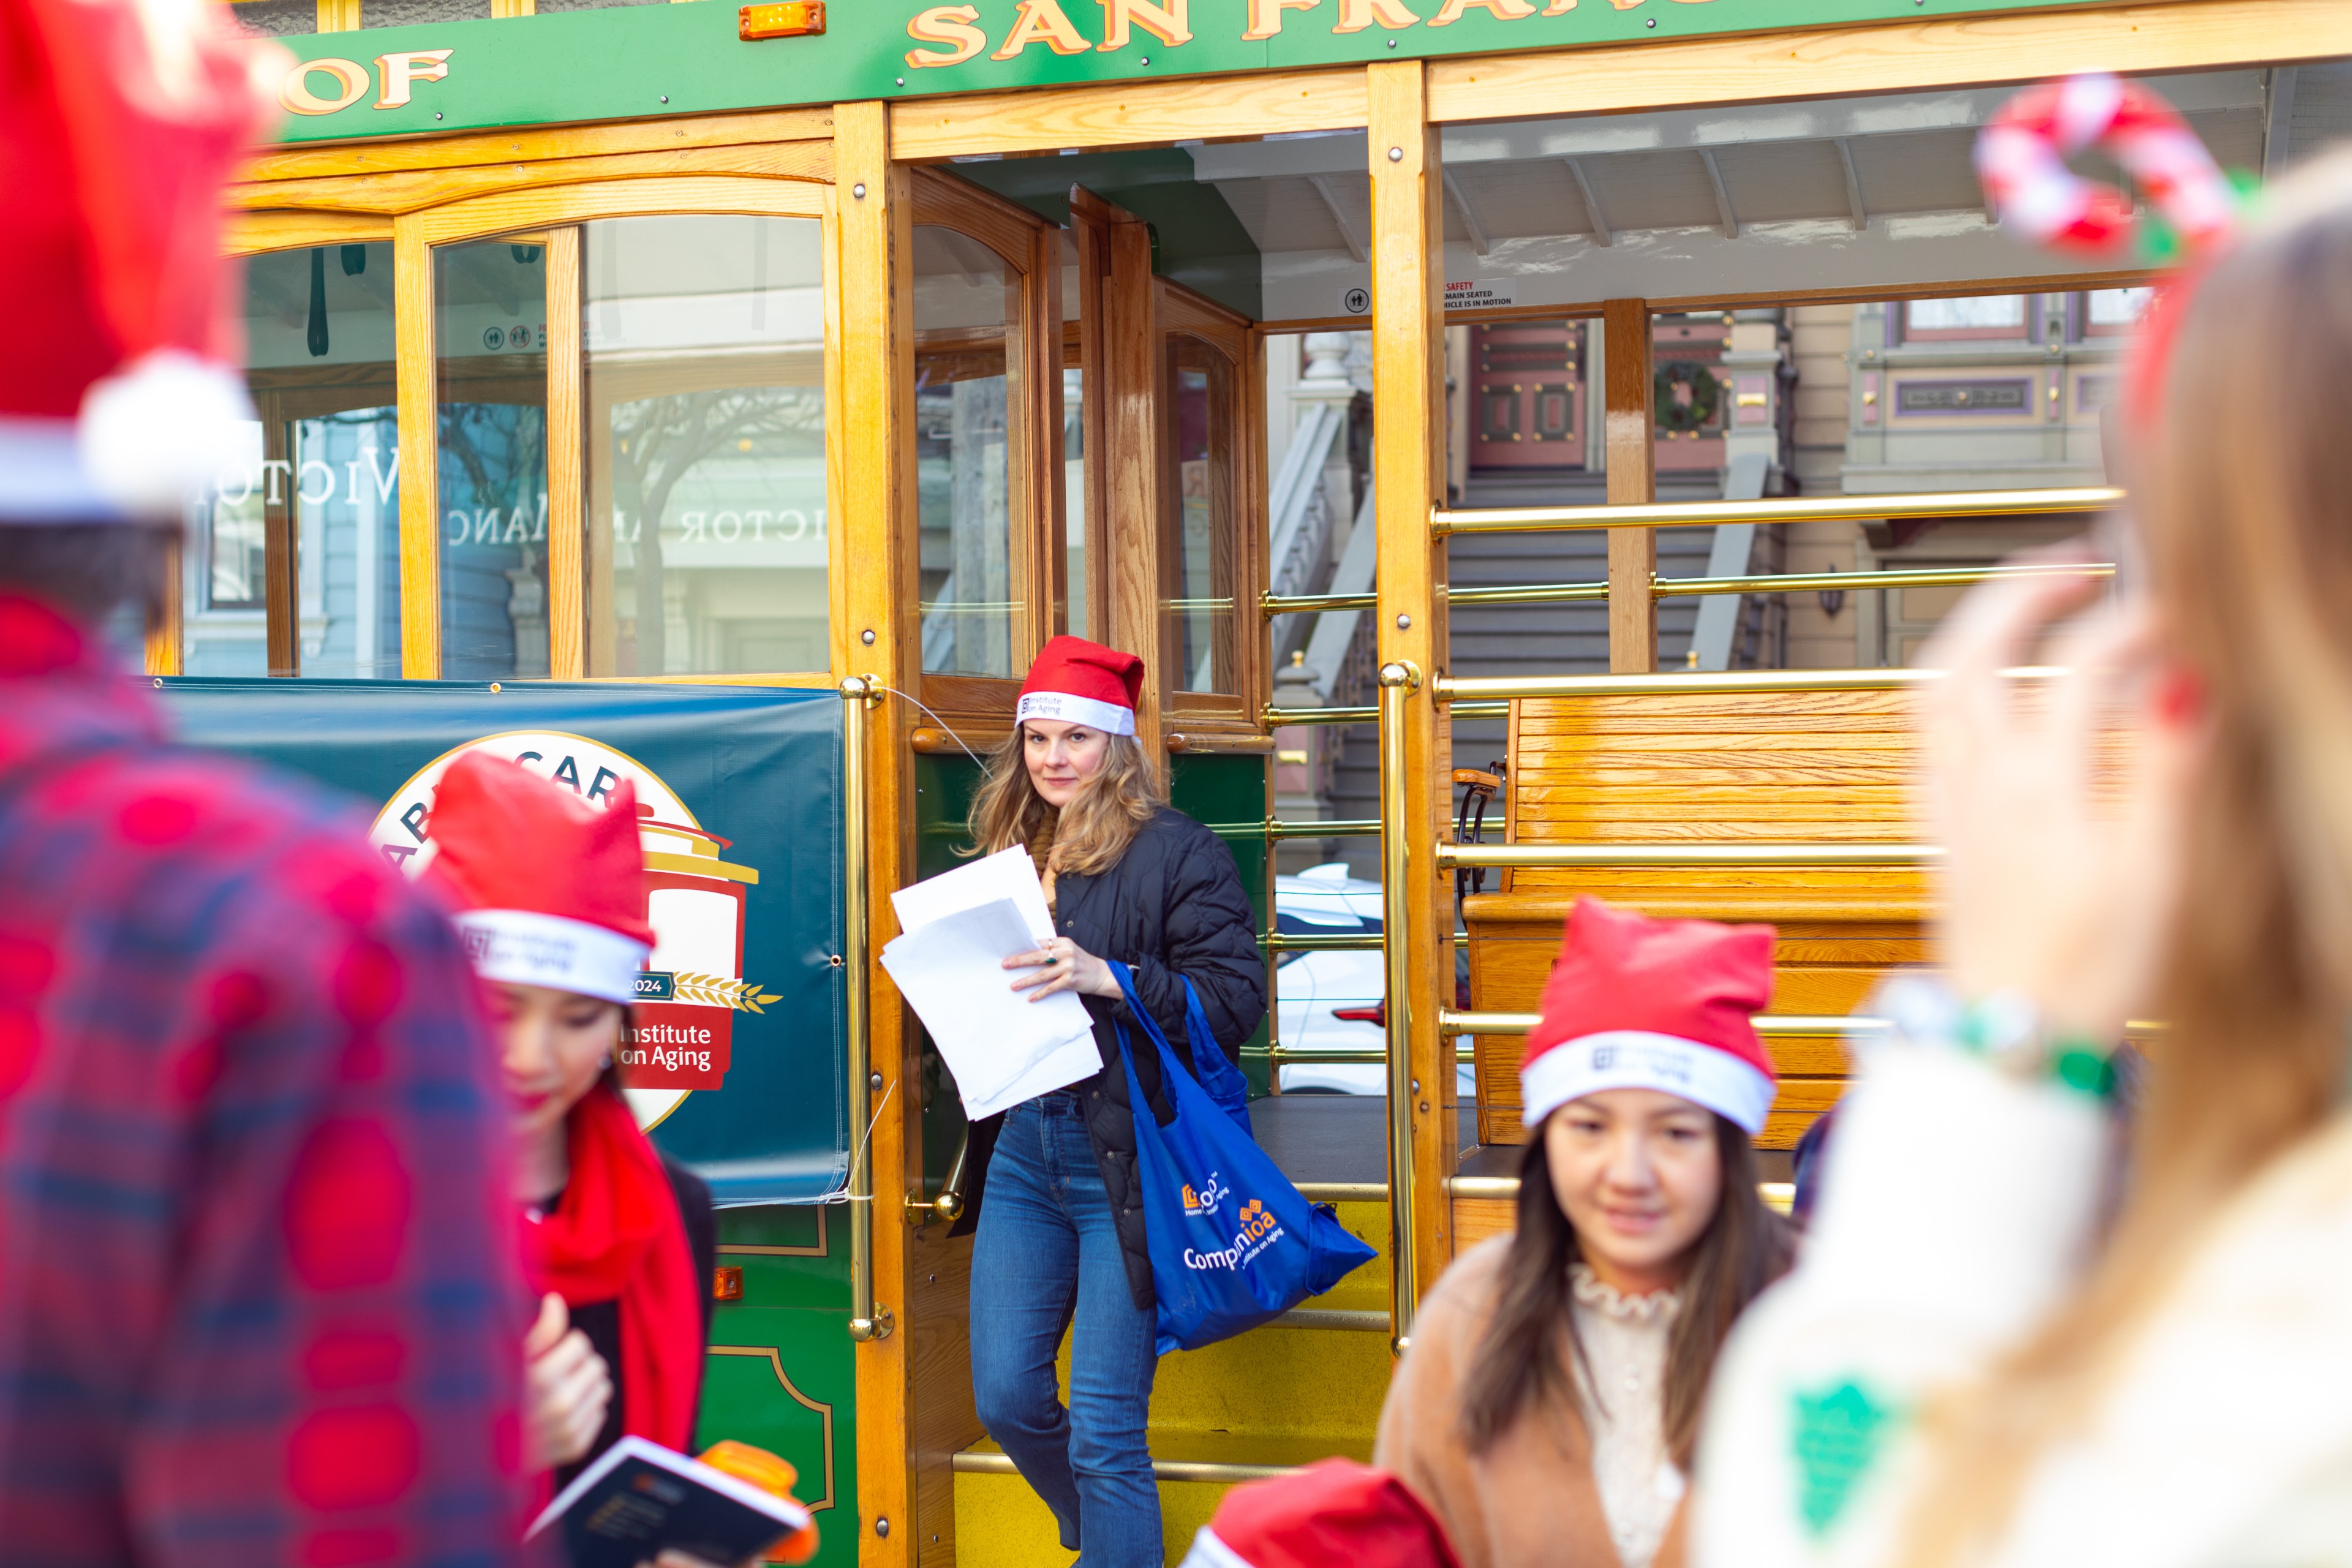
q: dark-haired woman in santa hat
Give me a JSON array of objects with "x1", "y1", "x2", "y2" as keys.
[
  {"x1": 1375, "y1": 897, "x2": 1792, "y2": 1568},
  {"x1": 954, "y1": 635, "x2": 1267, "y2": 1568},
  {"x1": 429, "y1": 752, "x2": 715, "y2": 1485}
]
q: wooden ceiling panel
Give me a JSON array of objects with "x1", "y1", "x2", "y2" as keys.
[
  {"x1": 1709, "y1": 138, "x2": 1852, "y2": 225},
  {"x1": 1580, "y1": 148, "x2": 1719, "y2": 235}
]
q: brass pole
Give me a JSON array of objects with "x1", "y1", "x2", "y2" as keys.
[
  {"x1": 1438, "y1": 1009, "x2": 1893, "y2": 1037},
  {"x1": 842, "y1": 676, "x2": 892, "y2": 1342},
  {"x1": 1378, "y1": 659, "x2": 1421, "y2": 1348},
  {"x1": 1652, "y1": 561, "x2": 2113, "y2": 600},
  {"x1": 1430, "y1": 484, "x2": 2124, "y2": 537},
  {"x1": 1439, "y1": 843, "x2": 1940, "y2": 869}
]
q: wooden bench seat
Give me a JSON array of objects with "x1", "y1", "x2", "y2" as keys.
[{"x1": 1463, "y1": 687, "x2": 1933, "y2": 1151}]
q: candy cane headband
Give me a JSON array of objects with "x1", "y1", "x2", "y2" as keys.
[{"x1": 1975, "y1": 73, "x2": 2241, "y2": 259}]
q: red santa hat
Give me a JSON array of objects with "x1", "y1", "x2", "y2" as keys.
[
  {"x1": 1, "y1": 0, "x2": 282, "y2": 521},
  {"x1": 1017, "y1": 635, "x2": 1145, "y2": 738},
  {"x1": 1178, "y1": 1461, "x2": 1461, "y2": 1568},
  {"x1": 1519, "y1": 897, "x2": 1777, "y2": 1136},
  {"x1": 426, "y1": 752, "x2": 656, "y2": 1008}
]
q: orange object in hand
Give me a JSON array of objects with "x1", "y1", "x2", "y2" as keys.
[{"x1": 699, "y1": 1441, "x2": 820, "y2": 1565}]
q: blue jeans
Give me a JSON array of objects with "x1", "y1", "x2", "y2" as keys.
[{"x1": 970, "y1": 1091, "x2": 1162, "y2": 1567}]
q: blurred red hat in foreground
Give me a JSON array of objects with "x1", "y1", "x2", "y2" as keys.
[
  {"x1": 1178, "y1": 1460, "x2": 1461, "y2": 1568},
  {"x1": 0, "y1": 0, "x2": 282, "y2": 520}
]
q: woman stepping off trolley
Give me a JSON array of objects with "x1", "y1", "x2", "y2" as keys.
[{"x1": 954, "y1": 635, "x2": 1267, "y2": 1568}]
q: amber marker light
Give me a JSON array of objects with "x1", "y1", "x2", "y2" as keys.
[{"x1": 739, "y1": 0, "x2": 823, "y2": 38}]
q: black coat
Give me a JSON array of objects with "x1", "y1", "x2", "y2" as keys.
[
  {"x1": 555, "y1": 1153, "x2": 716, "y2": 1488},
  {"x1": 950, "y1": 806, "x2": 1267, "y2": 1309}
]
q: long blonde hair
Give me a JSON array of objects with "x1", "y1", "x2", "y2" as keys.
[
  {"x1": 967, "y1": 722, "x2": 1166, "y2": 876},
  {"x1": 1897, "y1": 153, "x2": 2352, "y2": 1566}
]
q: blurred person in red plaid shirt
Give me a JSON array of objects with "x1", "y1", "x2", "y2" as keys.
[{"x1": 0, "y1": 0, "x2": 535, "y2": 1562}]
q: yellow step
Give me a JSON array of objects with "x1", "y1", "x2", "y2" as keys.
[
  {"x1": 951, "y1": 1199, "x2": 1395, "y2": 1566},
  {"x1": 954, "y1": 1433, "x2": 1375, "y2": 1568}
]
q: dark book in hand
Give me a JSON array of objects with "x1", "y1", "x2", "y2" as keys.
[{"x1": 529, "y1": 1436, "x2": 813, "y2": 1568}]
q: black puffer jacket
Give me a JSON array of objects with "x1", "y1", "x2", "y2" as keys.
[{"x1": 949, "y1": 806, "x2": 1266, "y2": 1309}]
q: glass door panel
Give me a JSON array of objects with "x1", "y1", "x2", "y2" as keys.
[
  {"x1": 1164, "y1": 332, "x2": 1238, "y2": 695},
  {"x1": 433, "y1": 238, "x2": 551, "y2": 680},
  {"x1": 582, "y1": 214, "x2": 829, "y2": 676},
  {"x1": 204, "y1": 241, "x2": 399, "y2": 677},
  {"x1": 914, "y1": 224, "x2": 1022, "y2": 679}
]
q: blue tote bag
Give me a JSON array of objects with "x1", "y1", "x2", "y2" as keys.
[{"x1": 1109, "y1": 963, "x2": 1378, "y2": 1355}]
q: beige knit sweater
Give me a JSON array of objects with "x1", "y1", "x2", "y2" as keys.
[{"x1": 1375, "y1": 1237, "x2": 1691, "y2": 1568}]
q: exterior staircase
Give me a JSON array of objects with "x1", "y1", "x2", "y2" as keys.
[{"x1": 1320, "y1": 472, "x2": 1722, "y2": 878}]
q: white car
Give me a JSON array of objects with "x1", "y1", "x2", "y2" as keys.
[{"x1": 1273, "y1": 862, "x2": 1476, "y2": 1098}]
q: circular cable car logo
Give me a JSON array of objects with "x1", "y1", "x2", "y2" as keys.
[{"x1": 368, "y1": 729, "x2": 771, "y2": 1131}]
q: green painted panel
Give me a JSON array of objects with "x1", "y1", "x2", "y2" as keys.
[
  {"x1": 1170, "y1": 753, "x2": 1273, "y2": 1099},
  {"x1": 913, "y1": 751, "x2": 988, "y2": 1187},
  {"x1": 703, "y1": 1205, "x2": 859, "y2": 1567},
  {"x1": 270, "y1": 0, "x2": 2119, "y2": 145}
]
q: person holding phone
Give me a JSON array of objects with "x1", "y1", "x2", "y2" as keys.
[
  {"x1": 952, "y1": 636, "x2": 1266, "y2": 1568},
  {"x1": 1697, "y1": 152, "x2": 2352, "y2": 1568}
]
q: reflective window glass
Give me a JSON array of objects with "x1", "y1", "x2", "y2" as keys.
[
  {"x1": 1166, "y1": 334, "x2": 1236, "y2": 694},
  {"x1": 584, "y1": 215, "x2": 828, "y2": 676},
  {"x1": 1902, "y1": 294, "x2": 2029, "y2": 341},
  {"x1": 200, "y1": 241, "x2": 399, "y2": 677},
  {"x1": 915, "y1": 226, "x2": 1020, "y2": 679},
  {"x1": 1063, "y1": 364, "x2": 1085, "y2": 639},
  {"x1": 434, "y1": 239, "x2": 551, "y2": 680}
]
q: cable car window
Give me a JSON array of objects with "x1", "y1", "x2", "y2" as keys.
[
  {"x1": 195, "y1": 241, "x2": 399, "y2": 678},
  {"x1": 1165, "y1": 332, "x2": 1237, "y2": 695},
  {"x1": 914, "y1": 225, "x2": 1022, "y2": 679},
  {"x1": 582, "y1": 214, "x2": 828, "y2": 676},
  {"x1": 434, "y1": 238, "x2": 551, "y2": 680}
]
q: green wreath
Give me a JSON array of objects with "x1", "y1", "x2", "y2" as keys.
[{"x1": 1654, "y1": 361, "x2": 1723, "y2": 435}]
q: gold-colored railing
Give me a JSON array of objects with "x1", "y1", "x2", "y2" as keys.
[
  {"x1": 1441, "y1": 1011, "x2": 1890, "y2": 1038},
  {"x1": 840, "y1": 676, "x2": 892, "y2": 1343},
  {"x1": 1378, "y1": 660, "x2": 1422, "y2": 1349},
  {"x1": 1269, "y1": 488, "x2": 2116, "y2": 1350},
  {"x1": 1428, "y1": 484, "x2": 2123, "y2": 537},
  {"x1": 1440, "y1": 843, "x2": 1941, "y2": 869},
  {"x1": 1266, "y1": 701, "x2": 1509, "y2": 726},
  {"x1": 1261, "y1": 560, "x2": 2112, "y2": 617}
]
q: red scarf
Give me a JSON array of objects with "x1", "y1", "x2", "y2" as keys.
[{"x1": 525, "y1": 1086, "x2": 701, "y2": 1452}]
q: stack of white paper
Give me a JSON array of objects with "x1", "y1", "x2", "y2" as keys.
[{"x1": 879, "y1": 847, "x2": 1102, "y2": 1120}]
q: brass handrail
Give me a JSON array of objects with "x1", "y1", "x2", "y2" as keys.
[
  {"x1": 1441, "y1": 843, "x2": 1940, "y2": 869},
  {"x1": 1437, "y1": 668, "x2": 1936, "y2": 701},
  {"x1": 903, "y1": 1125, "x2": 970, "y2": 1226},
  {"x1": 1265, "y1": 561, "x2": 2111, "y2": 617},
  {"x1": 1202, "y1": 818, "x2": 1383, "y2": 840},
  {"x1": 1439, "y1": 1009, "x2": 1893, "y2": 1038},
  {"x1": 1264, "y1": 581, "x2": 1609, "y2": 616},
  {"x1": 1653, "y1": 561, "x2": 2114, "y2": 600},
  {"x1": 1272, "y1": 818, "x2": 1381, "y2": 839},
  {"x1": 840, "y1": 676, "x2": 891, "y2": 1342},
  {"x1": 1430, "y1": 484, "x2": 2124, "y2": 537},
  {"x1": 1448, "y1": 1175, "x2": 1796, "y2": 1212},
  {"x1": 1378, "y1": 661, "x2": 1421, "y2": 1348},
  {"x1": 1266, "y1": 932, "x2": 1387, "y2": 953},
  {"x1": 1249, "y1": 1044, "x2": 1476, "y2": 1065},
  {"x1": 1266, "y1": 701, "x2": 1509, "y2": 726}
]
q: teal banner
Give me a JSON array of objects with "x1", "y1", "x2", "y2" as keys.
[
  {"x1": 265, "y1": 0, "x2": 2102, "y2": 143},
  {"x1": 162, "y1": 678, "x2": 847, "y2": 1206}
]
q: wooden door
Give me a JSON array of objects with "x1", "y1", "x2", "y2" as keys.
[{"x1": 1469, "y1": 320, "x2": 1583, "y2": 469}]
